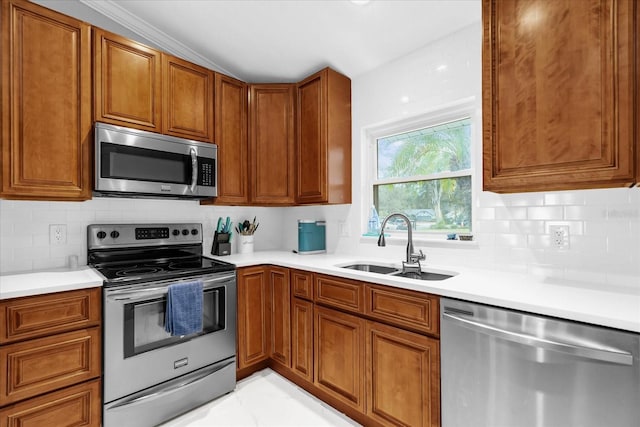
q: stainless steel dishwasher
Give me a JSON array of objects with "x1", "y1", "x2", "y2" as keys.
[{"x1": 441, "y1": 298, "x2": 640, "y2": 427}]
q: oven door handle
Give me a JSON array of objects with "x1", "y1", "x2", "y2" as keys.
[
  {"x1": 107, "y1": 359, "x2": 235, "y2": 411},
  {"x1": 106, "y1": 273, "x2": 235, "y2": 301}
]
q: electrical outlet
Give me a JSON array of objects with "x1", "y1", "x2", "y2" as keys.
[
  {"x1": 49, "y1": 224, "x2": 67, "y2": 245},
  {"x1": 549, "y1": 225, "x2": 569, "y2": 249},
  {"x1": 338, "y1": 221, "x2": 350, "y2": 237}
]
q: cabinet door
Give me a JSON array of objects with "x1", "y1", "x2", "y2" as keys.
[
  {"x1": 0, "y1": 327, "x2": 101, "y2": 406},
  {"x1": 483, "y1": 0, "x2": 637, "y2": 192},
  {"x1": 0, "y1": 379, "x2": 101, "y2": 427},
  {"x1": 162, "y1": 54, "x2": 214, "y2": 142},
  {"x1": 1, "y1": 0, "x2": 92, "y2": 200},
  {"x1": 236, "y1": 267, "x2": 270, "y2": 369},
  {"x1": 209, "y1": 73, "x2": 249, "y2": 205},
  {"x1": 366, "y1": 321, "x2": 440, "y2": 427},
  {"x1": 314, "y1": 305, "x2": 365, "y2": 412},
  {"x1": 269, "y1": 267, "x2": 290, "y2": 367},
  {"x1": 249, "y1": 84, "x2": 295, "y2": 205},
  {"x1": 296, "y1": 68, "x2": 351, "y2": 205},
  {"x1": 291, "y1": 297, "x2": 313, "y2": 383},
  {"x1": 94, "y1": 28, "x2": 162, "y2": 132},
  {"x1": 296, "y1": 73, "x2": 326, "y2": 203}
]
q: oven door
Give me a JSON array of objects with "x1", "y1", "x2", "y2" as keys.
[{"x1": 103, "y1": 272, "x2": 236, "y2": 403}]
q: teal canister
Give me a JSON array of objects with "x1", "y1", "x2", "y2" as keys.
[{"x1": 297, "y1": 220, "x2": 326, "y2": 254}]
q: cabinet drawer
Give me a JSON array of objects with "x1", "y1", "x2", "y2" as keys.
[
  {"x1": 0, "y1": 379, "x2": 101, "y2": 427},
  {"x1": 0, "y1": 288, "x2": 101, "y2": 344},
  {"x1": 366, "y1": 285, "x2": 439, "y2": 337},
  {"x1": 315, "y1": 275, "x2": 364, "y2": 314},
  {"x1": 291, "y1": 270, "x2": 313, "y2": 300},
  {"x1": 0, "y1": 328, "x2": 101, "y2": 406}
]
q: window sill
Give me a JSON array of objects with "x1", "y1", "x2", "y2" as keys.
[{"x1": 359, "y1": 234, "x2": 479, "y2": 249}]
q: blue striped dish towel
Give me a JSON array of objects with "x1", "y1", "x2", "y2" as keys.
[{"x1": 164, "y1": 281, "x2": 203, "y2": 336}]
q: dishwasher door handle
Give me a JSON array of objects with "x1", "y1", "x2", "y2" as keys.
[{"x1": 442, "y1": 311, "x2": 634, "y2": 366}]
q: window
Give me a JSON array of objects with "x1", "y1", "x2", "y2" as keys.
[{"x1": 369, "y1": 110, "x2": 473, "y2": 236}]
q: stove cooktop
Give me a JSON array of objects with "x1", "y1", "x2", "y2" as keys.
[{"x1": 95, "y1": 256, "x2": 235, "y2": 286}]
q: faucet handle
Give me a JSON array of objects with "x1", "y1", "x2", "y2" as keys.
[{"x1": 411, "y1": 249, "x2": 426, "y2": 263}]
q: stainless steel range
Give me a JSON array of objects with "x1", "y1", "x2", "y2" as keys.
[{"x1": 88, "y1": 223, "x2": 237, "y2": 427}]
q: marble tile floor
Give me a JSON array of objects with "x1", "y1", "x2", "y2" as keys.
[{"x1": 159, "y1": 369, "x2": 362, "y2": 427}]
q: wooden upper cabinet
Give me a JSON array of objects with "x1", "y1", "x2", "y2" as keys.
[
  {"x1": 249, "y1": 84, "x2": 296, "y2": 205},
  {"x1": 296, "y1": 68, "x2": 352, "y2": 204},
  {"x1": 93, "y1": 28, "x2": 162, "y2": 133},
  {"x1": 162, "y1": 54, "x2": 214, "y2": 142},
  {"x1": 483, "y1": 0, "x2": 638, "y2": 192},
  {"x1": 1, "y1": 0, "x2": 92, "y2": 200},
  {"x1": 208, "y1": 73, "x2": 249, "y2": 205}
]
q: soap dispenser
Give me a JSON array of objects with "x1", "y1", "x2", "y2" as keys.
[{"x1": 367, "y1": 205, "x2": 380, "y2": 234}]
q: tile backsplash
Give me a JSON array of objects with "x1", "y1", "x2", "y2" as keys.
[
  {"x1": 0, "y1": 198, "x2": 284, "y2": 274},
  {"x1": 344, "y1": 187, "x2": 639, "y2": 290}
]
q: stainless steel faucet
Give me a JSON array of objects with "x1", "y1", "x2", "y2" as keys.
[{"x1": 377, "y1": 213, "x2": 425, "y2": 274}]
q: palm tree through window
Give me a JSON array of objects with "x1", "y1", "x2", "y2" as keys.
[{"x1": 374, "y1": 117, "x2": 472, "y2": 234}]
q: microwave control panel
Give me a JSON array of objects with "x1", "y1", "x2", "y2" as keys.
[{"x1": 198, "y1": 158, "x2": 215, "y2": 187}]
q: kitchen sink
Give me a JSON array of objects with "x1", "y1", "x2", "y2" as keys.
[
  {"x1": 388, "y1": 271, "x2": 453, "y2": 281},
  {"x1": 341, "y1": 264, "x2": 400, "y2": 274},
  {"x1": 338, "y1": 263, "x2": 455, "y2": 281}
]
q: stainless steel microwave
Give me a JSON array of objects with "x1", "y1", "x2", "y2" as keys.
[{"x1": 94, "y1": 123, "x2": 217, "y2": 199}]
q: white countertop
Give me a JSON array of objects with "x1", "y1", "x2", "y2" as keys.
[
  {"x1": 212, "y1": 251, "x2": 640, "y2": 333},
  {"x1": 0, "y1": 267, "x2": 104, "y2": 300},
  {"x1": 2, "y1": 251, "x2": 638, "y2": 333}
]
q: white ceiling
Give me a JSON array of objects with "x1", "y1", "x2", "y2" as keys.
[{"x1": 81, "y1": 0, "x2": 481, "y2": 83}]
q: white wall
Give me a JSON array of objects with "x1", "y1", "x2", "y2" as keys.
[
  {"x1": 2, "y1": 21, "x2": 638, "y2": 291},
  {"x1": 342, "y1": 22, "x2": 640, "y2": 290},
  {"x1": 0, "y1": 199, "x2": 284, "y2": 274}
]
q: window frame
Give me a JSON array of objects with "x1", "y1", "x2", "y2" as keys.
[{"x1": 364, "y1": 99, "x2": 477, "y2": 240}]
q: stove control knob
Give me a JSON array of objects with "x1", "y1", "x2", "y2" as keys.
[
  {"x1": 97, "y1": 231, "x2": 107, "y2": 239},
  {"x1": 172, "y1": 229, "x2": 180, "y2": 236},
  {"x1": 191, "y1": 229, "x2": 199, "y2": 236},
  {"x1": 110, "y1": 230, "x2": 120, "y2": 239},
  {"x1": 181, "y1": 229, "x2": 189, "y2": 236}
]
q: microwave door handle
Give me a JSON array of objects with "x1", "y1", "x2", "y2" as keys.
[{"x1": 190, "y1": 148, "x2": 198, "y2": 193}]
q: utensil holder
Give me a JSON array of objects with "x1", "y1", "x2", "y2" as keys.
[
  {"x1": 211, "y1": 232, "x2": 231, "y2": 256},
  {"x1": 237, "y1": 234, "x2": 254, "y2": 254}
]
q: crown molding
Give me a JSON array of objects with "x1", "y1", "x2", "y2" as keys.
[{"x1": 79, "y1": 0, "x2": 238, "y2": 79}]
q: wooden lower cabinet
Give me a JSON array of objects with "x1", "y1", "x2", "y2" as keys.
[
  {"x1": 0, "y1": 289, "x2": 102, "y2": 426},
  {"x1": 291, "y1": 298, "x2": 313, "y2": 382},
  {"x1": 237, "y1": 267, "x2": 441, "y2": 426},
  {"x1": 236, "y1": 267, "x2": 271, "y2": 371},
  {"x1": 0, "y1": 328, "x2": 101, "y2": 406},
  {"x1": 0, "y1": 379, "x2": 101, "y2": 427},
  {"x1": 291, "y1": 269, "x2": 314, "y2": 300},
  {"x1": 366, "y1": 321, "x2": 440, "y2": 427},
  {"x1": 314, "y1": 305, "x2": 365, "y2": 412},
  {"x1": 269, "y1": 267, "x2": 290, "y2": 367}
]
